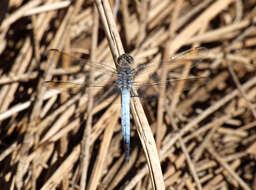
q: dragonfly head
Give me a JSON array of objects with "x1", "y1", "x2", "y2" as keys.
[{"x1": 117, "y1": 54, "x2": 134, "y2": 70}]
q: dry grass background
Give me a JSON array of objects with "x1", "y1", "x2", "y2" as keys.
[{"x1": 0, "y1": 0, "x2": 256, "y2": 189}]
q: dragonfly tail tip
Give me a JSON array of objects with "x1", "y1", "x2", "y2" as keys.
[{"x1": 125, "y1": 143, "x2": 130, "y2": 162}]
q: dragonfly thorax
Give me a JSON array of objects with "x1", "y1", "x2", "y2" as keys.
[
  {"x1": 117, "y1": 70, "x2": 134, "y2": 90},
  {"x1": 116, "y1": 54, "x2": 134, "y2": 90}
]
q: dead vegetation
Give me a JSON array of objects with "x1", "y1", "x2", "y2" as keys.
[{"x1": 0, "y1": 0, "x2": 256, "y2": 189}]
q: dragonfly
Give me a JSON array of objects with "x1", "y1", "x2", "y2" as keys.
[{"x1": 45, "y1": 47, "x2": 209, "y2": 161}]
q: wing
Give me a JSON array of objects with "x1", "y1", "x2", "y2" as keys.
[
  {"x1": 45, "y1": 81, "x2": 82, "y2": 90},
  {"x1": 44, "y1": 77, "x2": 120, "y2": 92},
  {"x1": 133, "y1": 76, "x2": 208, "y2": 87},
  {"x1": 48, "y1": 49, "x2": 118, "y2": 75},
  {"x1": 45, "y1": 49, "x2": 120, "y2": 92},
  {"x1": 132, "y1": 47, "x2": 210, "y2": 86},
  {"x1": 132, "y1": 47, "x2": 208, "y2": 73}
]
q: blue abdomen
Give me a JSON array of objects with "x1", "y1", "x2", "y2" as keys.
[{"x1": 121, "y1": 88, "x2": 130, "y2": 161}]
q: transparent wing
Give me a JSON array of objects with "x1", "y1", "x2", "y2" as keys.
[
  {"x1": 133, "y1": 76, "x2": 208, "y2": 87},
  {"x1": 48, "y1": 49, "x2": 118, "y2": 75},
  {"x1": 44, "y1": 78, "x2": 119, "y2": 89},
  {"x1": 132, "y1": 47, "x2": 209, "y2": 87},
  {"x1": 45, "y1": 49, "x2": 120, "y2": 92},
  {"x1": 45, "y1": 81, "x2": 82, "y2": 90},
  {"x1": 133, "y1": 47, "x2": 209, "y2": 75},
  {"x1": 168, "y1": 47, "x2": 208, "y2": 62},
  {"x1": 44, "y1": 76, "x2": 119, "y2": 92}
]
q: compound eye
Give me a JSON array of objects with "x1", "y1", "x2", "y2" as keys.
[
  {"x1": 127, "y1": 55, "x2": 134, "y2": 63},
  {"x1": 117, "y1": 54, "x2": 134, "y2": 65},
  {"x1": 117, "y1": 55, "x2": 123, "y2": 63}
]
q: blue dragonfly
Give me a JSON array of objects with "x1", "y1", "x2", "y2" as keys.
[{"x1": 45, "y1": 47, "x2": 208, "y2": 161}]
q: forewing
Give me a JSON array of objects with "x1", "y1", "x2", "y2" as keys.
[
  {"x1": 48, "y1": 49, "x2": 117, "y2": 76},
  {"x1": 133, "y1": 47, "x2": 209, "y2": 76},
  {"x1": 45, "y1": 49, "x2": 120, "y2": 92},
  {"x1": 133, "y1": 47, "x2": 209, "y2": 86},
  {"x1": 169, "y1": 47, "x2": 208, "y2": 62},
  {"x1": 45, "y1": 81, "x2": 82, "y2": 90},
  {"x1": 131, "y1": 47, "x2": 210, "y2": 100},
  {"x1": 44, "y1": 75, "x2": 119, "y2": 92}
]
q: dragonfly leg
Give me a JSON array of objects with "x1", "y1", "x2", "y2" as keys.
[{"x1": 131, "y1": 87, "x2": 139, "y2": 97}]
